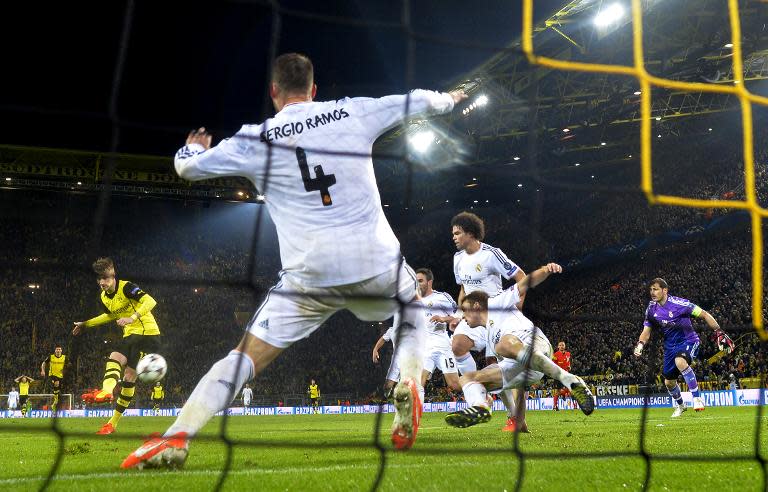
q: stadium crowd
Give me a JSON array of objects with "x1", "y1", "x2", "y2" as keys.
[{"x1": 1, "y1": 129, "x2": 766, "y2": 407}]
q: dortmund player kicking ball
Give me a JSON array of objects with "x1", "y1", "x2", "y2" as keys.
[{"x1": 73, "y1": 257, "x2": 162, "y2": 434}]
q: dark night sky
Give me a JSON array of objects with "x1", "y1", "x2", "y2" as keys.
[{"x1": 0, "y1": 0, "x2": 563, "y2": 156}]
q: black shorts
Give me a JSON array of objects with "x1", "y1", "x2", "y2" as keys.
[
  {"x1": 49, "y1": 376, "x2": 62, "y2": 386},
  {"x1": 310, "y1": 397, "x2": 319, "y2": 405},
  {"x1": 115, "y1": 335, "x2": 161, "y2": 369},
  {"x1": 20, "y1": 395, "x2": 28, "y2": 406}
]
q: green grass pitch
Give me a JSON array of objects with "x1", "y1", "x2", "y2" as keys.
[{"x1": 0, "y1": 407, "x2": 765, "y2": 491}]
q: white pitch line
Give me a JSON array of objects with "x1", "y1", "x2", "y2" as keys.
[{"x1": 0, "y1": 460, "x2": 499, "y2": 485}]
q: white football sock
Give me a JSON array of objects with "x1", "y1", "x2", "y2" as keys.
[
  {"x1": 455, "y1": 352, "x2": 477, "y2": 375},
  {"x1": 392, "y1": 301, "x2": 426, "y2": 383},
  {"x1": 515, "y1": 346, "x2": 571, "y2": 384},
  {"x1": 165, "y1": 350, "x2": 254, "y2": 438},
  {"x1": 500, "y1": 388, "x2": 516, "y2": 418},
  {"x1": 462, "y1": 381, "x2": 489, "y2": 408}
]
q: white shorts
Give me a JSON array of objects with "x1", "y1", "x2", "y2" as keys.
[
  {"x1": 453, "y1": 320, "x2": 494, "y2": 357},
  {"x1": 423, "y1": 347, "x2": 458, "y2": 375},
  {"x1": 385, "y1": 358, "x2": 401, "y2": 382},
  {"x1": 248, "y1": 263, "x2": 418, "y2": 348},
  {"x1": 499, "y1": 358, "x2": 544, "y2": 390}
]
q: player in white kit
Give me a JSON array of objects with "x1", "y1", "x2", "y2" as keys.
[
  {"x1": 8, "y1": 387, "x2": 19, "y2": 410},
  {"x1": 446, "y1": 263, "x2": 594, "y2": 428},
  {"x1": 371, "y1": 326, "x2": 400, "y2": 397},
  {"x1": 449, "y1": 211, "x2": 527, "y2": 431},
  {"x1": 123, "y1": 53, "x2": 468, "y2": 469},
  {"x1": 241, "y1": 385, "x2": 253, "y2": 408},
  {"x1": 415, "y1": 268, "x2": 461, "y2": 403}
]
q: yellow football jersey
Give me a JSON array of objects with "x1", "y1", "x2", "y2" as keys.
[
  {"x1": 48, "y1": 354, "x2": 66, "y2": 378},
  {"x1": 84, "y1": 279, "x2": 160, "y2": 336}
]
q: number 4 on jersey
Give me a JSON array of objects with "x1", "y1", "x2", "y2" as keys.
[{"x1": 296, "y1": 147, "x2": 336, "y2": 206}]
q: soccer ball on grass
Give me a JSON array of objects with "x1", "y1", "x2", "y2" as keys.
[{"x1": 136, "y1": 353, "x2": 167, "y2": 384}]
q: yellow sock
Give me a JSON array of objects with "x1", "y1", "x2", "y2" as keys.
[
  {"x1": 102, "y1": 359, "x2": 122, "y2": 394},
  {"x1": 108, "y1": 382, "x2": 135, "y2": 428}
]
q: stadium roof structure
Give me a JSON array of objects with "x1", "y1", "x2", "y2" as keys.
[
  {"x1": 382, "y1": 0, "x2": 768, "y2": 174},
  {"x1": 3, "y1": 0, "x2": 768, "y2": 206}
]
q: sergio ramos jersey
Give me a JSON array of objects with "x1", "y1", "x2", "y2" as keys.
[
  {"x1": 454, "y1": 243, "x2": 519, "y2": 297},
  {"x1": 175, "y1": 90, "x2": 455, "y2": 288},
  {"x1": 485, "y1": 285, "x2": 539, "y2": 361},
  {"x1": 643, "y1": 295, "x2": 701, "y2": 350},
  {"x1": 421, "y1": 290, "x2": 457, "y2": 351}
]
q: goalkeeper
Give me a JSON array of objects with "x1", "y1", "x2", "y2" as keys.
[{"x1": 634, "y1": 278, "x2": 733, "y2": 417}]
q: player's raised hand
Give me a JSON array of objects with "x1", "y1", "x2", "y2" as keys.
[
  {"x1": 186, "y1": 127, "x2": 212, "y2": 149},
  {"x1": 633, "y1": 340, "x2": 644, "y2": 358},
  {"x1": 449, "y1": 90, "x2": 468, "y2": 104},
  {"x1": 72, "y1": 321, "x2": 84, "y2": 336},
  {"x1": 545, "y1": 263, "x2": 563, "y2": 274}
]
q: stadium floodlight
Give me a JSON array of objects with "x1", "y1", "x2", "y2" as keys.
[
  {"x1": 475, "y1": 94, "x2": 489, "y2": 106},
  {"x1": 594, "y1": 3, "x2": 624, "y2": 26},
  {"x1": 409, "y1": 130, "x2": 434, "y2": 153}
]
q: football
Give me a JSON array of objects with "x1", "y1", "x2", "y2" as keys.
[{"x1": 136, "y1": 353, "x2": 167, "y2": 384}]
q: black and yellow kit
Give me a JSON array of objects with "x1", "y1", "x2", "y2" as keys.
[{"x1": 84, "y1": 279, "x2": 161, "y2": 367}]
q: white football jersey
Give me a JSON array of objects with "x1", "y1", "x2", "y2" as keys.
[
  {"x1": 421, "y1": 290, "x2": 457, "y2": 351},
  {"x1": 382, "y1": 326, "x2": 397, "y2": 348},
  {"x1": 454, "y1": 243, "x2": 519, "y2": 296},
  {"x1": 8, "y1": 390, "x2": 19, "y2": 407},
  {"x1": 485, "y1": 285, "x2": 536, "y2": 361},
  {"x1": 175, "y1": 91, "x2": 455, "y2": 287},
  {"x1": 242, "y1": 387, "x2": 253, "y2": 400}
]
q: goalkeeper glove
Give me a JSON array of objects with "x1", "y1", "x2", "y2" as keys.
[
  {"x1": 633, "y1": 340, "x2": 645, "y2": 357},
  {"x1": 715, "y1": 330, "x2": 734, "y2": 354}
]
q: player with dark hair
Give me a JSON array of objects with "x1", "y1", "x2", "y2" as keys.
[
  {"x1": 551, "y1": 341, "x2": 573, "y2": 411},
  {"x1": 445, "y1": 263, "x2": 593, "y2": 428},
  {"x1": 449, "y1": 211, "x2": 527, "y2": 432},
  {"x1": 73, "y1": 257, "x2": 162, "y2": 434},
  {"x1": 308, "y1": 379, "x2": 320, "y2": 413},
  {"x1": 40, "y1": 345, "x2": 66, "y2": 412},
  {"x1": 151, "y1": 382, "x2": 165, "y2": 414},
  {"x1": 415, "y1": 268, "x2": 461, "y2": 400},
  {"x1": 634, "y1": 278, "x2": 733, "y2": 416},
  {"x1": 122, "y1": 52, "x2": 467, "y2": 469}
]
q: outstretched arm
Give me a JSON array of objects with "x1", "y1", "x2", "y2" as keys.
[
  {"x1": 372, "y1": 336, "x2": 387, "y2": 363},
  {"x1": 515, "y1": 263, "x2": 563, "y2": 298},
  {"x1": 634, "y1": 326, "x2": 652, "y2": 357}
]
